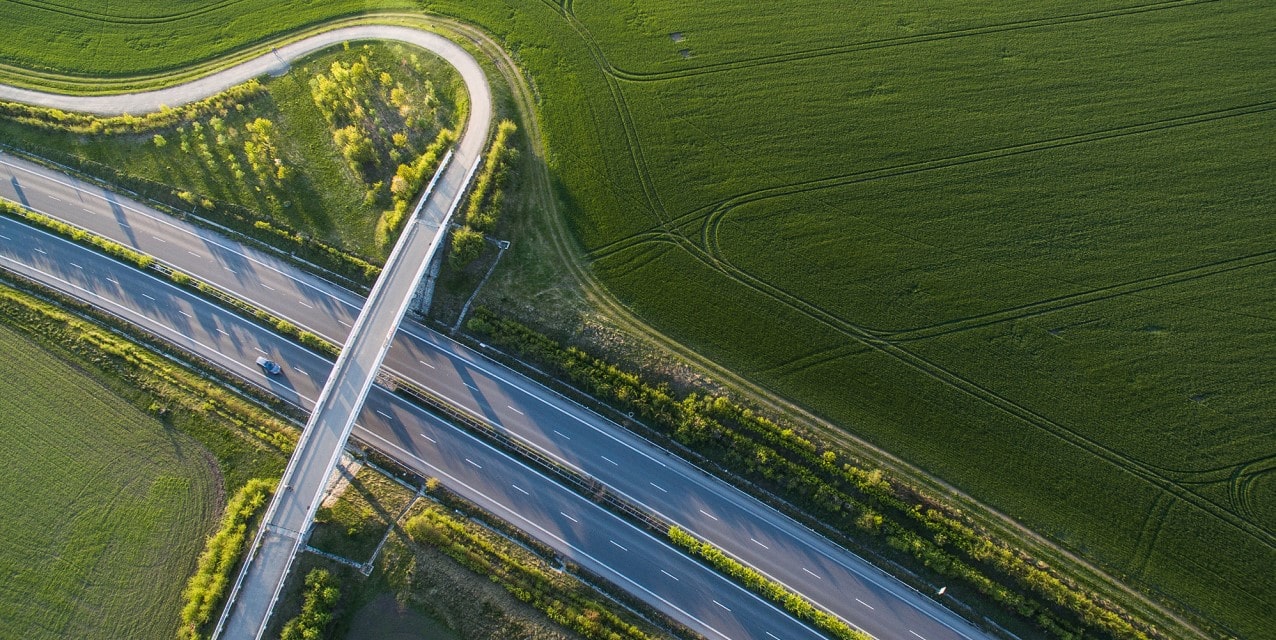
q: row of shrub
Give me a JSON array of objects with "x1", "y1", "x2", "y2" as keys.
[
  {"x1": 669, "y1": 526, "x2": 868, "y2": 639},
  {"x1": 1, "y1": 198, "x2": 341, "y2": 363},
  {"x1": 178, "y1": 478, "x2": 275, "y2": 640},
  {"x1": 450, "y1": 119, "x2": 518, "y2": 266},
  {"x1": 375, "y1": 127, "x2": 456, "y2": 249},
  {"x1": 464, "y1": 307, "x2": 1157, "y2": 640},
  {"x1": 0, "y1": 200, "x2": 154, "y2": 267},
  {"x1": 1, "y1": 141, "x2": 382, "y2": 286},
  {"x1": 404, "y1": 490, "x2": 654, "y2": 640},
  {"x1": 279, "y1": 569, "x2": 341, "y2": 640},
  {"x1": 0, "y1": 81, "x2": 265, "y2": 135}
]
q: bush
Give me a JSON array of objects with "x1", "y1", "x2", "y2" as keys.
[
  {"x1": 177, "y1": 478, "x2": 274, "y2": 640},
  {"x1": 449, "y1": 225, "x2": 486, "y2": 267},
  {"x1": 279, "y1": 569, "x2": 340, "y2": 640}
]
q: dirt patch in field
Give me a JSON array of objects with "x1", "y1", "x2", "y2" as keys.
[
  {"x1": 372, "y1": 534, "x2": 584, "y2": 640},
  {"x1": 345, "y1": 593, "x2": 458, "y2": 640}
]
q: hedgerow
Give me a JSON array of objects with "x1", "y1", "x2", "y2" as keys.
[
  {"x1": 0, "y1": 81, "x2": 265, "y2": 135},
  {"x1": 450, "y1": 119, "x2": 517, "y2": 267},
  {"x1": 278, "y1": 569, "x2": 341, "y2": 640},
  {"x1": 466, "y1": 307, "x2": 1157, "y2": 640},
  {"x1": 177, "y1": 478, "x2": 275, "y2": 640},
  {"x1": 669, "y1": 526, "x2": 869, "y2": 639}
]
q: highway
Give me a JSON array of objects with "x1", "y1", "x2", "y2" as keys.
[
  {"x1": 199, "y1": 25, "x2": 493, "y2": 639},
  {"x1": 2, "y1": 149, "x2": 987, "y2": 640},
  {"x1": 0, "y1": 21, "x2": 987, "y2": 640},
  {"x1": 0, "y1": 213, "x2": 829, "y2": 640}
]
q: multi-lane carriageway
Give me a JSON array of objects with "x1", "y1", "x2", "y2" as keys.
[{"x1": 1, "y1": 146, "x2": 988, "y2": 640}]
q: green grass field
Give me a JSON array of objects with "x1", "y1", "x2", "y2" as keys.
[
  {"x1": 3, "y1": 0, "x2": 1273, "y2": 636},
  {"x1": 0, "y1": 322, "x2": 220, "y2": 639}
]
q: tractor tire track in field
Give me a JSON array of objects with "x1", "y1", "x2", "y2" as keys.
[
  {"x1": 884, "y1": 248, "x2": 1276, "y2": 343},
  {"x1": 760, "y1": 343, "x2": 869, "y2": 380},
  {"x1": 698, "y1": 101, "x2": 1276, "y2": 279},
  {"x1": 603, "y1": 0, "x2": 1217, "y2": 82},
  {"x1": 538, "y1": 0, "x2": 674, "y2": 227},
  {"x1": 1128, "y1": 493, "x2": 1175, "y2": 583},
  {"x1": 587, "y1": 100, "x2": 1276, "y2": 266},
  {"x1": 1230, "y1": 457, "x2": 1276, "y2": 522},
  {"x1": 3, "y1": 0, "x2": 248, "y2": 25},
  {"x1": 711, "y1": 236, "x2": 1276, "y2": 554},
  {"x1": 594, "y1": 177, "x2": 1276, "y2": 554}
]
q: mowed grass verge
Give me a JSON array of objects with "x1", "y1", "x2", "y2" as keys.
[{"x1": 0, "y1": 321, "x2": 220, "y2": 640}]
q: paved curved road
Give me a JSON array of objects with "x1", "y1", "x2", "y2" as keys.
[{"x1": 1, "y1": 21, "x2": 990, "y2": 640}]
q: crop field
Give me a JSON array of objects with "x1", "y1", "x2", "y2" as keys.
[
  {"x1": 0, "y1": 322, "x2": 220, "y2": 639},
  {"x1": 0, "y1": 0, "x2": 418, "y2": 80},
  {"x1": 3, "y1": 0, "x2": 1274, "y2": 637},
  {"x1": 445, "y1": 1, "x2": 1276, "y2": 636}
]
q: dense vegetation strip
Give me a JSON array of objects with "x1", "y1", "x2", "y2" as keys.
[
  {"x1": 279, "y1": 569, "x2": 342, "y2": 640},
  {"x1": 669, "y1": 526, "x2": 867, "y2": 640},
  {"x1": 451, "y1": 119, "x2": 517, "y2": 266},
  {"x1": 0, "y1": 81, "x2": 265, "y2": 134},
  {"x1": 466, "y1": 308, "x2": 1156, "y2": 640},
  {"x1": 178, "y1": 479, "x2": 275, "y2": 640},
  {"x1": 405, "y1": 484, "x2": 657, "y2": 640}
]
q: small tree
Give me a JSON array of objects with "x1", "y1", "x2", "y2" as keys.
[{"x1": 449, "y1": 226, "x2": 485, "y2": 267}]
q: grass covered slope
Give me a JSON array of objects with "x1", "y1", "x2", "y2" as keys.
[
  {"x1": 0, "y1": 323, "x2": 220, "y2": 640},
  {"x1": 0, "y1": 40, "x2": 463, "y2": 260}
]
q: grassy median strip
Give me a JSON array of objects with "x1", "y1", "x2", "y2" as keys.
[{"x1": 668, "y1": 527, "x2": 867, "y2": 640}]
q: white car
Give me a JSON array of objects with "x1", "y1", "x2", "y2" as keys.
[{"x1": 255, "y1": 356, "x2": 282, "y2": 375}]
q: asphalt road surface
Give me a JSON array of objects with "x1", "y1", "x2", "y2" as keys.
[
  {"x1": 1, "y1": 150, "x2": 987, "y2": 640},
  {"x1": 0, "y1": 214, "x2": 834, "y2": 640}
]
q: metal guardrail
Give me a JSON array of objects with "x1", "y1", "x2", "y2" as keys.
[{"x1": 389, "y1": 375, "x2": 672, "y2": 535}]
